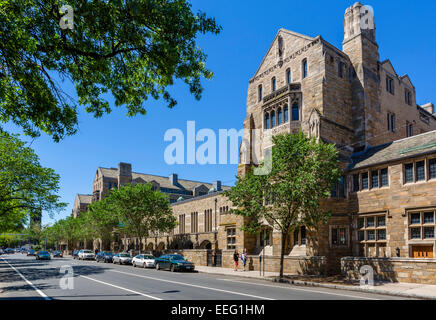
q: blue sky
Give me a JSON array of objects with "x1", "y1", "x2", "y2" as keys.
[{"x1": 4, "y1": 1, "x2": 436, "y2": 225}]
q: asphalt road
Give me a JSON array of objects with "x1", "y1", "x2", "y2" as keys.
[{"x1": 0, "y1": 254, "x2": 408, "y2": 300}]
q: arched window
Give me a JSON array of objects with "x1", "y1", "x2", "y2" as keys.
[
  {"x1": 271, "y1": 77, "x2": 276, "y2": 92},
  {"x1": 271, "y1": 111, "x2": 276, "y2": 128},
  {"x1": 286, "y1": 68, "x2": 291, "y2": 84},
  {"x1": 292, "y1": 103, "x2": 299, "y2": 121},
  {"x1": 277, "y1": 108, "x2": 282, "y2": 125},
  {"x1": 284, "y1": 105, "x2": 289, "y2": 122},
  {"x1": 258, "y1": 84, "x2": 263, "y2": 102},
  {"x1": 264, "y1": 113, "x2": 270, "y2": 129},
  {"x1": 302, "y1": 59, "x2": 308, "y2": 78}
]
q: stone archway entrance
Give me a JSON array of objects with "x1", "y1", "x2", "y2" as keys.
[
  {"x1": 199, "y1": 240, "x2": 212, "y2": 249},
  {"x1": 147, "y1": 243, "x2": 154, "y2": 251},
  {"x1": 157, "y1": 242, "x2": 165, "y2": 251}
]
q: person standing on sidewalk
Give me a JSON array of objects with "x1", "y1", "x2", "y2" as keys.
[
  {"x1": 241, "y1": 248, "x2": 247, "y2": 271},
  {"x1": 233, "y1": 249, "x2": 239, "y2": 271}
]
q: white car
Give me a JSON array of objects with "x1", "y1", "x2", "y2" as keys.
[
  {"x1": 78, "y1": 249, "x2": 95, "y2": 260},
  {"x1": 132, "y1": 254, "x2": 155, "y2": 268}
]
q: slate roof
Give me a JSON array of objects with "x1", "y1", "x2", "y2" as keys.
[
  {"x1": 77, "y1": 194, "x2": 92, "y2": 204},
  {"x1": 98, "y1": 168, "x2": 231, "y2": 191},
  {"x1": 349, "y1": 130, "x2": 436, "y2": 170}
]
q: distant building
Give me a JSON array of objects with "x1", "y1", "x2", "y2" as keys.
[{"x1": 91, "y1": 162, "x2": 229, "y2": 204}]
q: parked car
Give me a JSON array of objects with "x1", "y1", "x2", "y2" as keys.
[
  {"x1": 154, "y1": 254, "x2": 195, "y2": 272},
  {"x1": 78, "y1": 249, "x2": 95, "y2": 260},
  {"x1": 132, "y1": 254, "x2": 156, "y2": 268},
  {"x1": 4, "y1": 248, "x2": 14, "y2": 254},
  {"x1": 73, "y1": 250, "x2": 79, "y2": 259},
  {"x1": 53, "y1": 250, "x2": 63, "y2": 258},
  {"x1": 0, "y1": 249, "x2": 4, "y2": 255},
  {"x1": 27, "y1": 249, "x2": 36, "y2": 256},
  {"x1": 95, "y1": 252, "x2": 114, "y2": 263},
  {"x1": 36, "y1": 251, "x2": 51, "y2": 260},
  {"x1": 112, "y1": 253, "x2": 132, "y2": 265}
]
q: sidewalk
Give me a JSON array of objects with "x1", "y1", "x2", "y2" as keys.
[{"x1": 195, "y1": 265, "x2": 436, "y2": 300}]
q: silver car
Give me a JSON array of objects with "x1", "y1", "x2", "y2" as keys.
[
  {"x1": 132, "y1": 254, "x2": 155, "y2": 268},
  {"x1": 78, "y1": 249, "x2": 95, "y2": 260},
  {"x1": 113, "y1": 252, "x2": 132, "y2": 265}
]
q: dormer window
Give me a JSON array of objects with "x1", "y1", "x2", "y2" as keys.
[
  {"x1": 386, "y1": 76, "x2": 394, "y2": 95},
  {"x1": 405, "y1": 88, "x2": 412, "y2": 105}
]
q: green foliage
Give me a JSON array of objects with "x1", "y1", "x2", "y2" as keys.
[
  {"x1": 109, "y1": 183, "x2": 177, "y2": 251},
  {"x1": 44, "y1": 183, "x2": 177, "y2": 252},
  {"x1": 224, "y1": 132, "x2": 341, "y2": 277},
  {"x1": 81, "y1": 197, "x2": 119, "y2": 245},
  {"x1": 0, "y1": 0, "x2": 221, "y2": 141},
  {"x1": 0, "y1": 131, "x2": 66, "y2": 232}
]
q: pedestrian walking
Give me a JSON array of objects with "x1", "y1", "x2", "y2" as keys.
[
  {"x1": 241, "y1": 248, "x2": 247, "y2": 271},
  {"x1": 233, "y1": 249, "x2": 239, "y2": 271}
]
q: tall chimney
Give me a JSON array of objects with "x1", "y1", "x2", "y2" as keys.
[{"x1": 169, "y1": 173, "x2": 178, "y2": 186}]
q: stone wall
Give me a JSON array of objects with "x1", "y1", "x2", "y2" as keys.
[
  {"x1": 166, "y1": 249, "x2": 209, "y2": 267},
  {"x1": 342, "y1": 257, "x2": 436, "y2": 284},
  {"x1": 221, "y1": 249, "x2": 326, "y2": 275}
]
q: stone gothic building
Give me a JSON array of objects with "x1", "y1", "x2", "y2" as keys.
[
  {"x1": 73, "y1": 3, "x2": 436, "y2": 282},
  {"x1": 150, "y1": 2, "x2": 436, "y2": 281}
]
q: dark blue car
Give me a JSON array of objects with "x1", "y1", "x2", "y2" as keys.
[
  {"x1": 154, "y1": 254, "x2": 195, "y2": 272},
  {"x1": 36, "y1": 251, "x2": 51, "y2": 260}
]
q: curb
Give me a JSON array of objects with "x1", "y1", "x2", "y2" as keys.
[{"x1": 196, "y1": 269, "x2": 436, "y2": 300}]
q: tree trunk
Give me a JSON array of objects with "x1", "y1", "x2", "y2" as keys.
[{"x1": 279, "y1": 231, "x2": 287, "y2": 279}]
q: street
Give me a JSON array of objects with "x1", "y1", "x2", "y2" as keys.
[{"x1": 0, "y1": 254, "x2": 408, "y2": 300}]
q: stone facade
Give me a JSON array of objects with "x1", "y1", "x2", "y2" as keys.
[
  {"x1": 72, "y1": 3, "x2": 436, "y2": 282},
  {"x1": 342, "y1": 257, "x2": 436, "y2": 284}
]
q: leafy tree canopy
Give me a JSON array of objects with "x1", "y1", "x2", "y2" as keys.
[
  {"x1": 110, "y1": 183, "x2": 177, "y2": 251},
  {"x1": 0, "y1": 0, "x2": 221, "y2": 141},
  {"x1": 0, "y1": 131, "x2": 66, "y2": 232},
  {"x1": 224, "y1": 132, "x2": 341, "y2": 277}
]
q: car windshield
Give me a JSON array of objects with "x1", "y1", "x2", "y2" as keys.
[
  {"x1": 144, "y1": 255, "x2": 154, "y2": 259},
  {"x1": 83, "y1": 250, "x2": 93, "y2": 253},
  {"x1": 170, "y1": 255, "x2": 185, "y2": 261},
  {"x1": 105, "y1": 252, "x2": 113, "y2": 256},
  {"x1": 39, "y1": 251, "x2": 48, "y2": 254},
  {"x1": 119, "y1": 253, "x2": 130, "y2": 257}
]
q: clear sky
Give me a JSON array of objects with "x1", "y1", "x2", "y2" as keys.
[{"x1": 4, "y1": 1, "x2": 436, "y2": 225}]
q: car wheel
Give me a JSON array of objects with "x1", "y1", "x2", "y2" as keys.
[
  {"x1": 156, "y1": 263, "x2": 160, "y2": 270},
  {"x1": 143, "y1": 262, "x2": 147, "y2": 269},
  {"x1": 170, "y1": 265, "x2": 175, "y2": 272},
  {"x1": 133, "y1": 262, "x2": 136, "y2": 268}
]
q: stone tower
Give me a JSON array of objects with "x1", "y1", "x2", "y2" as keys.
[{"x1": 342, "y1": 2, "x2": 381, "y2": 150}]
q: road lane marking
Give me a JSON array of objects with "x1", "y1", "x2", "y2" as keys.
[
  {"x1": 80, "y1": 275, "x2": 162, "y2": 300},
  {"x1": 0, "y1": 257, "x2": 51, "y2": 300},
  {"x1": 109, "y1": 269, "x2": 275, "y2": 300},
  {"x1": 216, "y1": 278, "x2": 380, "y2": 300}
]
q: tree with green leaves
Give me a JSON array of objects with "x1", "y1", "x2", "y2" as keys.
[
  {"x1": 81, "y1": 198, "x2": 119, "y2": 251},
  {"x1": 0, "y1": 131, "x2": 66, "y2": 232},
  {"x1": 109, "y1": 183, "x2": 176, "y2": 253},
  {"x1": 0, "y1": 0, "x2": 221, "y2": 141},
  {"x1": 224, "y1": 132, "x2": 341, "y2": 278}
]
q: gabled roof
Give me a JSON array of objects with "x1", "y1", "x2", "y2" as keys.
[
  {"x1": 349, "y1": 130, "x2": 436, "y2": 170},
  {"x1": 381, "y1": 59, "x2": 397, "y2": 76},
  {"x1": 252, "y1": 28, "x2": 315, "y2": 78}
]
